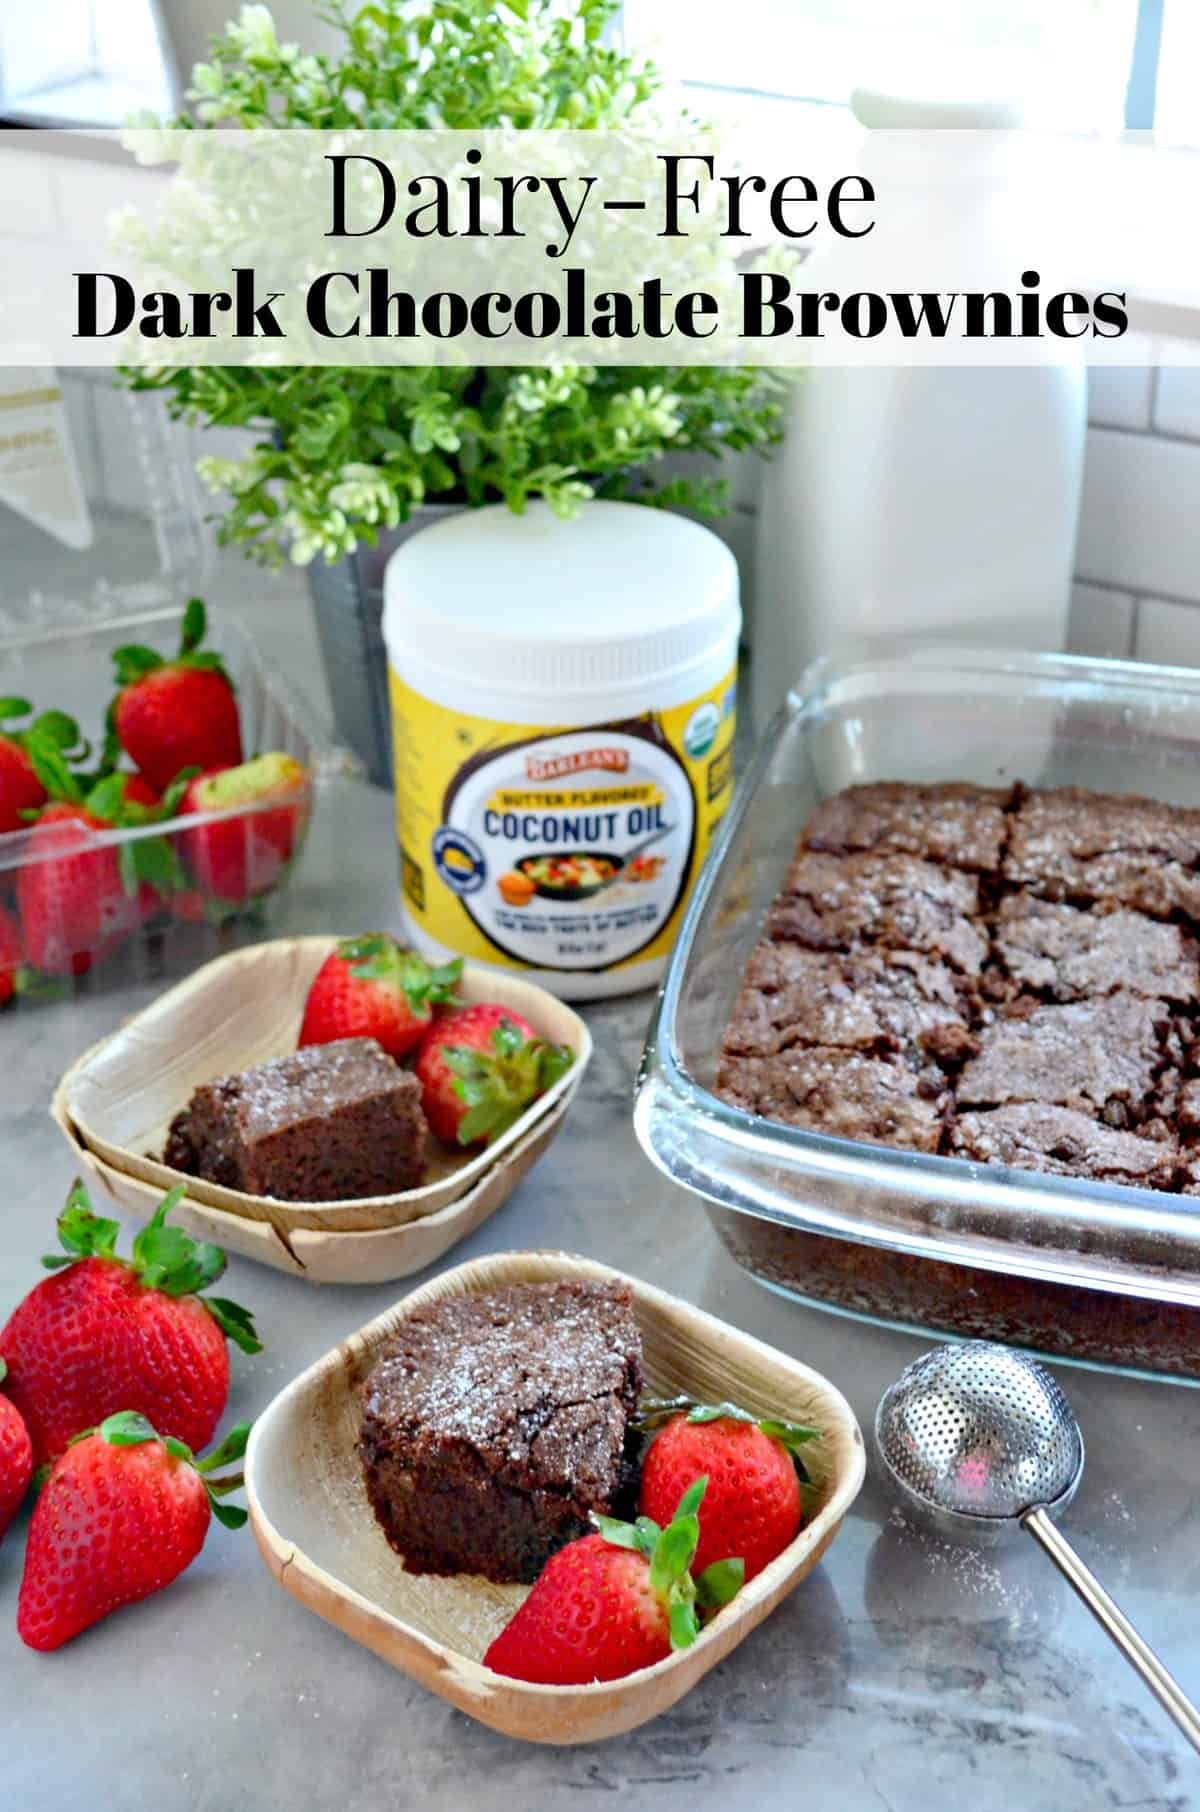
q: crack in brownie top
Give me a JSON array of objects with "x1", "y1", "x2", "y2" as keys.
[
  {"x1": 362, "y1": 1280, "x2": 641, "y2": 1485},
  {"x1": 718, "y1": 778, "x2": 1200, "y2": 1194}
]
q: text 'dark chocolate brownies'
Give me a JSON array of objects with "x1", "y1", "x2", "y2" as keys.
[
  {"x1": 164, "y1": 1036, "x2": 428, "y2": 1201},
  {"x1": 359, "y1": 1280, "x2": 643, "y2": 1583},
  {"x1": 717, "y1": 779, "x2": 1200, "y2": 1194}
]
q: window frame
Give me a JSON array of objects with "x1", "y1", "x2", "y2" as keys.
[{"x1": 622, "y1": 0, "x2": 1178, "y2": 140}]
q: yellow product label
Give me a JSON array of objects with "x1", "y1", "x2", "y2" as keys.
[{"x1": 390, "y1": 665, "x2": 737, "y2": 976}]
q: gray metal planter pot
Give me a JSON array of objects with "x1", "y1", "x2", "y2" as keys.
[{"x1": 306, "y1": 504, "x2": 462, "y2": 787}]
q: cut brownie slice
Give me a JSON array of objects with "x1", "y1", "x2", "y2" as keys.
[
  {"x1": 993, "y1": 896, "x2": 1200, "y2": 1003},
  {"x1": 722, "y1": 940, "x2": 978, "y2": 1067},
  {"x1": 359, "y1": 1280, "x2": 643, "y2": 1583},
  {"x1": 164, "y1": 1036, "x2": 427, "y2": 1201},
  {"x1": 1004, "y1": 786, "x2": 1200, "y2": 920},
  {"x1": 717, "y1": 1047, "x2": 949, "y2": 1152},
  {"x1": 957, "y1": 991, "x2": 1169, "y2": 1125},
  {"x1": 951, "y1": 1104, "x2": 1177, "y2": 1189},
  {"x1": 766, "y1": 849, "x2": 987, "y2": 976},
  {"x1": 802, "y1": 780, "x2": 1012, "y2": 875}
]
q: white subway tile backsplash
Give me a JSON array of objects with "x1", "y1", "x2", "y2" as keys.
[
  {"x1": 1067, "y1": 583, "x2": 1135, "y2": 658},
  {"x1": 1086, "y1": 365, "x2": 1154, "y2": 431},
  {"x1": 1076, "y1": 429, "x2": 1200, "y2": 604},
  {"x1": 1155, "y1": 368, "x2": 1200, "y2": 440},
  {"x1": 1133, "y1": 598, "x2": 1200, "y2": 669}
]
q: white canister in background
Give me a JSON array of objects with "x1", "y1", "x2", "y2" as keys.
[{"x1": 383, "y1": 501, "x2": 740, "y2": 1000}]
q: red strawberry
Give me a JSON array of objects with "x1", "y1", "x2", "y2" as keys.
[
  {"x1": 638, "y1": 1401, "x2": 817, "y2": 1583},
  {"x1": 299, "y1": 934, "x2": 462, "y2": 1061},
  {"x1": 178, "y1": 752, "x2": 308, "y2": 904},
  {"x1": 0, "y1": 735, "x2": 45, "y2": 834},
  {"x1": 17, "y1": 1410, "x2": 249, "y2": 1651},
  {"x1": 0, "y1": 699, "x2": 88, "y2": 835},
  {"x1": 0, "y1": 903, "x2": 22, "y2": 1006},
  {"x1": 12, "y1": 746, "x2": 189, "y2": 976},
  {"x1": 484, "y1": 1480, "x2": 739, "y2": 1685},
  {"x1": 110, "y1": 598, "x2": 243, "y2": 792},
  {"x1": 16, "y1": 802, "x2": 137, "y2": 976},
  {"x1": 119, "y1": 772, "x2": 161, "y2": 811},
  {"x1": 0, "y1": 1361, "x2": 33, "y2": 1544},
  {"x1": 414, "y1": 1004, "x2": 574, "y2": 1147},
  {"x1": 0, "y1": 1180, "x2": 261, "y2": 1470}
]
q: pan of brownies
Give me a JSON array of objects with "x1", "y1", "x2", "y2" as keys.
[{"x1": 636, "y1": 643, "x2": 1200, "y2": 1381}]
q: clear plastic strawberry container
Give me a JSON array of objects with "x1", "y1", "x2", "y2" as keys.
[
  {"x1": 0, "y1": 605, "x2": 334, "y2": 998},
  {"x1": 0, "y1": 382, "x2": 335, "y2": 1000}
]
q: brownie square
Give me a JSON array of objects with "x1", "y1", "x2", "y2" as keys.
[
  {"x1": 993, "y1": 896, "x2": 1200, "y2": 1003},
  {"x1": 766, "y1": 849, "x2": 987, "y2": 976},
  {"x1": 164, "y1": 1037, "x2": 427, "y2": 1201},
  {"x1": 957, "y1": 991, "x2": 1168, "y2": 1124},
  {"x1": 723, "y1": 940, "x2": 978, "y2": 1067},
  {"x1": 950, "y1": 1104, "x2": 1178, "y2": 1189},
  {"x1": 717, "y1": 1047, "x2": 949, "y2": 1152},
  {"x1": 802, "y1": 781, "x2": 1011, "y2": 875},
  {"x1": 359, "y1": 1281, "x2": 643, "y2": 1583},
  {"x1": 1004, "y1": 786, "x2": 1200, "y2": 919}
]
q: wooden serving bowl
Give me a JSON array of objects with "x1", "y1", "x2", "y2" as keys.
[
  {"x1": 51, "y1": 937, "x2": 590, "y2": 1280},
  {"x1": 245, "y1": 1251, "x2": 866, "y2": 1744}
]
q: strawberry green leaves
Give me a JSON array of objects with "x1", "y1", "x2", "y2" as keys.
[
  {"x1": 132, "y1": 1187, "x2": 226, "y2": 1295},
  {"x1": 445, "y1": 1018, "x2": 574, "y2": 1147},
  {"x1": 179, "y1": 597, "x2": 207, "y2": 656},
  {"x1": 695, "y1": 1557, "x2": 745, "y2": 1610},
  {"x1": 94, "y1": 1410, "x2": 160, "y2": 1446},
  {"x1": 192, "y1": 1417, "x2": 252, "y2": 1527},
  {"x1": 42, "y1": 1181, "x2": 121, "y2": 1269},
  {"x1": 91, "y1": 1410, "x2": 252, "y2": 1529},
  {"x1": 2, "y1": 699, "x2": 89, "y2": 799},
  {"x1": 203, "y1": 1298, "x2": 263, "y2": 1356},
  {"x1": 593, "y1": 1477, "x2": 715, "y2": 1650},
  {"x1": 635, "y1": 1394, "x2": 819, "y2": 1482},
  {"x1": 42, "y1": 1180, "x2": 262, "y2": 1354},
  {"x1": 337, "y1": 932, "x2": 462, "y2": 1009},
  {"x1": 111, "y1": 643, "x2": 166, "y2": 689}
]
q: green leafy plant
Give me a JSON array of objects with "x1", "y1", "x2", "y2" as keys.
[{"x1": 123, "y1": 0, "x2": 785, "y2": 567}]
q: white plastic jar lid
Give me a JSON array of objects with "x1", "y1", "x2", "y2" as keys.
[{"x1": 383, "y1": 499, "x2": 740, "y2": 712}]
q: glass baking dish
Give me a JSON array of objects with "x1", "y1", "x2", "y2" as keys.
[
  {"x1": 0, "y1": 604, "x2": 337, "y2": 1001},
  {"x1": 634, "y1": 643, "x2": 1200, "y2": 1383}
]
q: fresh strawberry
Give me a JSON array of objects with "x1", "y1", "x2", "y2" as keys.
[
  {"x1": 178, "y1": 752, "x2": 308, "y2": 904},
  {"x1": 299, "y1": 934, "x2": 462, "y2": 1061},
  {"x1": 484, "y1": 1480, "x2": 741, "y2": 1685},
  {"x1": 0, "y1": 735, "x2": 45, "y2": 835},
  {"x1": 109, "y1": 598, "x2": 243, "y2": 792},
  {"x1": 119, "y1": 771, "x2": 161, "y2": 811},
  {"x1": 0, "y1": 1361, "x2": 33, "y2": 1544},
  {"x1": 414, "y1": 1004, "x2": 574, "y2": 1147},
  {"x1": 638, "y1": 1401, "x2": 818, "y2": 1583},
  {"x1": 0, "y1": 903, "x2": 22, "y2": 1006},
  {"x1": 0, "y1": 1181, "x2": 261, "y2": 1470},
  {"x1": 16, "y1": 802, "x2": 137, "y2": 976},
  {"x1": 17, "y1": 1411, "x2": 249, "y2": 1651},
  {"x1": 14, "y1": 753, "x2": 189, "y2": 975},
  {"x1": 0, "y1": 698, "x2": 88, "y2": 835}
]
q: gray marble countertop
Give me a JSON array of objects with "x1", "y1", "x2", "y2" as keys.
[{"x1": 2, "y1": 575, "x2": 1198, "y2": 1812}]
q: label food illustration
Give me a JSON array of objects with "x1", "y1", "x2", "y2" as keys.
[{"x1": 391, "y1": 670, "x2": 737, "y2": 975}]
